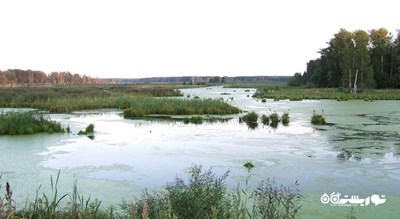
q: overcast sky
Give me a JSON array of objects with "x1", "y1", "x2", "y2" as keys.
[{"x1": 0, "y1": 0, "x2": 399, "y2": 78}]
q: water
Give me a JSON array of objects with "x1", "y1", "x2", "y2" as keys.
[{"x1": 1, "y1": 86, "x2": 399, "y2": 218}]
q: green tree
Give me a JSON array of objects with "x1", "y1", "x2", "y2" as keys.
[
  {"x1": 353, "y1": 29, "x2": 375, "y2": 89},
  {"x1": 369, "y1": 28, "x2": 394, "y2": 88}
]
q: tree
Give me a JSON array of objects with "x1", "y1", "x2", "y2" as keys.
[
  {"x1": 369, "y1": 28, "x2": 393, "y2": 88},
  {"x1": 288, "y1": 72, "x2": 303, "y2": 86},
  {"x1": 353, "y1": 29, "x2": 374, "y2": 89}
]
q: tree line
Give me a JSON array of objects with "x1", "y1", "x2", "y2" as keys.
[
  {"x1": 0, "y1": 69, "x2": 105, "y2": 85},
  {"x1": 289, "y1": 28, "x2": 400, "y2": 89}
]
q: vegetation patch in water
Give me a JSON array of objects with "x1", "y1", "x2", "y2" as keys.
[
  {"x1": 78, "y1": 124, "x2": 95, "y2": 135},
  {"x1": 281, "y1": 113, "x2": 290, "y2": 126},
  {"x1": 123, "y1": 98, "x2": 240, "y2": 118},
  {"x1": 311, "y1": 111, "x2": 326, "y2": 125},
  {"x1": 0, "y1": 111, "x2": 66, "y2": 135},
  {"x1": 183, "y1": 116, "x2": 203, "y2": 125}
]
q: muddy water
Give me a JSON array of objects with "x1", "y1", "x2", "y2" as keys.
[{"x1": 1, "y1": 86, "x2": 399, "y2": 218}]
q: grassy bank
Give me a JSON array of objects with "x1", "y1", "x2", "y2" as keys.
[
  {"x1": 253, "y1": 87, "x2": 400, "y2": 101},
  {"x1": 0, "y1": 84, "x2": 240, "y2": 115},
  {"x1": 0, "y1": 166, "x2": 302, "y2": 219},
  {"x1": 0, "y1": 111, "x2": 66, "y2": 135}
]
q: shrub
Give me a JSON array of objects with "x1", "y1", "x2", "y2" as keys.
[
  {"x1": 78, "y1": 124, "x2": 95, "y2": 135},
  {"x1": 85, "y1": 124, "x2": 94, "y2": 133},
  {"x1": 0, "y1": 111, "x2": 65, "y2": 135},
  {"x1": 269, "y1": 112, "x2": 279, "y2": 128},
  {"x1": 166, "y1": 165, "x2": 230, "y2": 219},
  {"x1": 281, "y1": 113, "x2": 290, "y2": 126},
  {"x1": 261, "y1": 114, "x2": 269, "y2": 125},
  {"x1": 240, "y1": 112, "x2": 258, "y2": 124},
  {"x1": 311, "y1": 114, "x2": 326, "y2": 125}
]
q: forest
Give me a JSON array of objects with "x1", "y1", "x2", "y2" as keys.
[
  {"x1": 289, "y1": 28, "x2": 400, "y2": 89},
  {"x1": 0, "y1": 69, "x2": 105, "y2": 85}
]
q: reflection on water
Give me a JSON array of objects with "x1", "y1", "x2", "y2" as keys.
[{"x1": 1, "y1": 86, "x2": 400, "y2": 218}]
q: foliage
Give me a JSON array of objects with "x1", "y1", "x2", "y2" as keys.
[
  {"x1": 123, "y1": 98, "x2": 239, "y2": 118},
  {"x1": 0, "y1": 85, "x2": 240, "y2": 117},
  {"x1": 165, "y1": 165, "x2": 230, "y2": 219},
  {"x1": 0, "y1": 69, "x2": 104, "y2": 85},
  {"x1": 253, "y1": 87, "x2": 400, "y2": 101},
  {"x1": 0, "y1": 111, "x2": 65, "y2": 135},
  {"x1": 261, "y1": 114, "x2": 269, "y2": 125},
  {"x1": 290, "y1": 28, "x2": 400, "y2": 89},
  {"x1": 183, "y1": 116, "x2": 203, "y2": 125},
  {"x1": 240, "y1": 112, "x2": 258, "y2": 124},
  {"x1": 78, "y1": 124, "x2": 95, "y2": 135},
  {"x1": 281, "y1": 113, "x2": 290, "y2": 126},
  {"x1": 311, "y1": 112, "x2": 326, "y2": 125},
  {"x1": 252, "y1": 179, "x2": 302, "y2": 219},
  {"x1": 1, "y1": 166, "x2": 303, "y2": 219},
  {"x1": 269, "y1": 112, "x2": 280, "y2": 128}
]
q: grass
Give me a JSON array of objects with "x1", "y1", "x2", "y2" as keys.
[
  {"x1": 281, "y1": 113, "x2": 290, "y2": 126},
  {"x1": 269, "y1": 112, "x2": 280, "y2": 128},
  {"x1": 240, "y1": 111, "x2": 290, "y2": 129},
  {"x1": 78, "y1": 124, "x2": 95, "y2": 135},
  {"x1": 311, "y1": 111, "x2": 326, "y2": 125},
  {"x1": 123, "y1": 97, "x2": 239, "y2": 118},
  {"x1": 0, "y1": 165, "x2": 303, "y2": 219},
  {"x1": 253, "y1": 87, "x2": 400, "y2": 101},
  {"x1": 0, "y1": 84, "x2": 240, "y2": 117},
  {"x1": 261, "y1": 114, "x2": 269, "y2": 125},
  {"x1": 239, "y1": 112, "x2": 259, "y2": 129},
  {"x1": 0, "y1": 111, "x2": 66, "y2": 135}
]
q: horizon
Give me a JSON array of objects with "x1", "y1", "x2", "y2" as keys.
[{"x1": 1, "y1": 0, "x2": 399, "y2": 78}]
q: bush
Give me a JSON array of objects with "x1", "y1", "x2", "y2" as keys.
[
  {"x1": 281, "y1": 113, "x2": 290, "y2": 126},
  {"x1": 311, "y1": 113, "x2": 326, "y2": 125},
  {"x1": 166, "y1": 165, "x2": 230, "y2": 219},
  {"x1": 240, "y1": 112, "x2": 258, "y2": 124},
  {"x1": 78, "y1": 124, "x2": 95, "y2": 135},
  {"x1": 85, "y1": 124, "x2": 94, "y2": 133},
  {"x1": 269, "y1": 112, "x2": 279, "y2": 128},
  {"x1": 261, "y1": 114, "x2": 269, "y2": 125}
]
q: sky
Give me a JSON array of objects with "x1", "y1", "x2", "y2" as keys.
[{"x1": 0, "y1": 0, "x2": 399, "y2": 78}]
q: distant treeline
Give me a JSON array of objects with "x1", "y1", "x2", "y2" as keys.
[
  {"x1": 107, "y1": 75, "x2": 290, "y2": 84},
  {"x1": 289, "y1": 28, "x2": 400, "y2": 89},
  {"x1": 0, "y1": 69, "x2": 105, "y2": 85}
]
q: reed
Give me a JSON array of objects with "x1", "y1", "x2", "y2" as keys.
[
  {"x1": 0, "y1": 111, "x2": 65, "y2": 135},
  {"x1": 1, "y1": 166, "x2": 303, "y2": 219}
]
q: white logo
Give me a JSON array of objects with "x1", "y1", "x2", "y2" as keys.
[{"x1": 320, "y1": 192, "x2": 386, "y2": 206}]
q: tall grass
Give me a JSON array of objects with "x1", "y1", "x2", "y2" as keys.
[
  {"x1": 1, "y1": 166, "x2": 303, "y2": 219},
  {"x1": 123, "y1": 97, "x2": 240, "y2": 118},
  {"x1": 0, "y1": 111, "x2": 65, "y2": 135},
  {"x1": 0, "y1": 85, "x2": 241, "y2": 116}
]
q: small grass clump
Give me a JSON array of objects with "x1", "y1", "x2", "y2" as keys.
[
  {"x1": 240, "y1": 111, "x2": 258, "y2": 124},
  {"x1": 78, "y1": 124, "x2": 95, "y2": 135},
  {"x1": 0, "y1": 111, "x2": 65, "y2": 135},
  {"x1": 124, "y1": 97, "x2": 240, "y2": 118},
  {"x1": 183, "y1": 116, "x2": 203, "y2": 125},
  {"x1": 240, "y1": 112, "x2": 259, "y2": 129},
  {"x1": 311, "y1": 111, "x2": 326, "y2": 125},
  {"x1": 261, "y1": 114, "x2": 270, "y2": 125},
  {"x1": 269, "y1": 112, "x2": 280, "y2": 128},
  {"x1": 281, "y1": 113, "x2": 290, "y2": 126}
]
